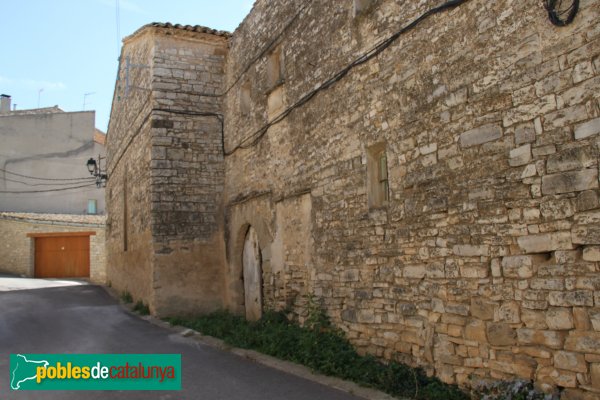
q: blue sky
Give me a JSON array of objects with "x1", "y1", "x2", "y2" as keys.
[{"x1": 0, "y1": 0, "x2": 253, "y2": 132}]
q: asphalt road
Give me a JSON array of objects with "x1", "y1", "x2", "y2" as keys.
[{"x1": 0, "y1": 277, "x2": 363, "y2": 400}]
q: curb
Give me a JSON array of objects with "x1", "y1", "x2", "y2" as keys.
[
  {"x1": 171, "y1": 326, "x2": 400, "y2": 400},
  {"x1": 167, "y1": 324, "x2": 399, "y2": 400},
  {"x1": 102, "y1": 286, "x2": 401, "y2": 400}
]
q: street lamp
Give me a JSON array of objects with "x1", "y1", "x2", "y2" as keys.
[
  {"x1": 86, "y1": 158, "x2": 97, "y2": 175},
  {"x1": 85, "y1": 155, "x2": 108, "y2": 188}
]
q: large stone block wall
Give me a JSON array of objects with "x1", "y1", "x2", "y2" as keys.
[
  {"x1": 106, "y1": 27, "x2": 228, "y2": 316},
  {"x1": 151, "y1": 31, "x2": 228, "y2": 316},
  {"x1": 106, "y1": 30, "x2": 157, "y2": 308},
  {"x1": 221, "y1": 0, "x2": 600, "y2": 396},
  {"x1": 0, "y1": 215, "x2": 106, "y2": 283}
]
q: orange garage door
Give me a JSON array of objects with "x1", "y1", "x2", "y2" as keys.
[{"x1": 31, "y1": 233, "x2": 93, "y2": 278}]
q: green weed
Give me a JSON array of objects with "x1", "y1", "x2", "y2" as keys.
[
  {"x1": 120, "y1": 291, "x2": 133, "y2": 304},
  {"x1": 133, "y1": 300, "x2": 150, "y2": 315},
  {"x1": 167, "y1": 308, "x2": 468, "y2": 400}
]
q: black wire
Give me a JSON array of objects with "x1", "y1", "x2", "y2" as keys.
[
  {"x1": 553, "y1": 0, "x2": 574, "y2": 15},
  {"x1": 2, "y1": 177, "x2": 95, "y2": 187},
  {"x1": 545, "y1": 0, "x2": 579, "y2": 26},
  {"x1": 224, "y1": 0, "x2": 469, "y2": 156},
  {"x1": 0, "y1": 167, "x2": 95, "y2": 181},
  {"x1": 157, "y1": 2, "x2": 310, "y2": 102},
  {"x1": 152, "y1": 108, "x2": 225, "y2": 155},
  {"x1": 220, "y1": 1, "x2": 310, "y2": 97},
  {"x1": 106, "y1": 100, "x2": 153, "y2": 177},
  {"x1": 0, "y1": 183, "x2": 98, "y2": 194},
  {"x1": 107, "y1": 106, "x2": 224, "y2": 176},
  {"x1": 109, "y1": 0, "x2": 469, "y2": 163}
]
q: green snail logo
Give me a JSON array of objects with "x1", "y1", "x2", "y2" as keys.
[{"x1": 10, "y1": 354, "x2": 49, "y2": 390}]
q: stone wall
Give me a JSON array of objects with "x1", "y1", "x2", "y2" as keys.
[
  {"x1": 220, "y1": 0, "x2": 600, "y2": 396},
  {"x1": 105, "y1": 0, "x2": 600, "y2": 395},
  {"x1": 151, "y1": 31, "x2": 228, "y2": 316},
  {"x1": 106, "y1": 25, "x2": 229, "y2": 316},
  {"x1": 106, "y1": 29, "x2": 156, "y2": 309},
  {"x1": 0, "y1": 213, "x2": 106, "y2": 283}
]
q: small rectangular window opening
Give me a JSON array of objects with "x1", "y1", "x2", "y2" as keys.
[
  {"x1": 240, "y1": 81, "x2": 251, "y2": 115},
  {"x1": 354, "y1": 0, "x2": 375, "y2": 16},
  {"x1": 367, "y1": 143, "x2": 389, "y2": 208},
  {"x1": 266, "y1": 47, "x2": 284, "y2": 89},
  {"x1": 123, "y1": 178, "x2": 128, "y2": 252},
  {"x1": 379, "y1": 153, "x2": 389, "y2": 203},
  {"x1": 87, "y1": 199, "x2": 97, "y2": 215}
]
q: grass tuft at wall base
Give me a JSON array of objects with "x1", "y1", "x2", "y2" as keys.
[{"x1": 168, "y1": 310, "x2": 468, "y2": 400}]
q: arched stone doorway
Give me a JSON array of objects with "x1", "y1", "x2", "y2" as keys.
[{"x1": 242, "y1": 226, "x2": 262, "y2": 321}]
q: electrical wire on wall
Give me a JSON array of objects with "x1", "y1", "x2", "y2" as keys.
[
  {"x1": 544, "y1": 0, "x2": 579, "y2": 26},
  {"x1": 108, "y1": 0, "x2": 469, "y2": 168},
  {"x1": 220, "y1": 1, "x2": 311, "y2": 98},
  {"x1": 224, "y1": 0, "x2": 470, "y2": 156},
  {"x1": 0, "y1": 167, "x2": 96, "y2": 193},
  {"x1": 106, "y1": 100, "x2": 153, "y2": 177},
  {"x1": 0, "y1": 183, "x2": 98, "y2": 194},
  {"x1": 112, "y1": 0, "x2": 580, "y2": 168},
  {"x1": 0, "y1": 167, "x2": 95, "y2": 182},
  {"x1": 2, "y1": 177, "x2": 95, "y2": 187}
]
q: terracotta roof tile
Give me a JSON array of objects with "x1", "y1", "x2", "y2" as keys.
[
  {"x1": 94, "y1": 129, "x2": 106, "y2": 145},
  {"x1": 129, "y1": 22, "x2": 231, "y2": 40}
]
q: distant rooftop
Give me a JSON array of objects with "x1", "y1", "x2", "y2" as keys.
[
  {"x1": 0, "y1": 102, "x2": 106, "y2": 144},
  {"x1": 94, "y1": 129, "x2": 106, "y2": 145},
  {"x1": 0, "y1": 105, "x2": 64, "y2": 116}
]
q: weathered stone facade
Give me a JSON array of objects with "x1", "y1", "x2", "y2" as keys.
[
  {"x1": 107, "y1": 0, "x2": 600, "y2": 396},
  {"x1": 106, "y1": 24, "x2": 228, "y2": 316}
]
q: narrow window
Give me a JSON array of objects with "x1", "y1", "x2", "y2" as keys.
[
  {"x1": 354, "y1": 0, "x2": 374, "y2": 16},
  {"x1": 87, "y1": 199, "x2": 97, "y2": 215},
  {"x1": 367, "y1": 143, "x2": 389, "y2": 208},
  {"x1": 240, "y1": 81, "x2": 251, "y2": 115},
  {"x1": 123, "y1": 178, "x2": 128, "y2": 252},
  {"x1": 379, "y1": 152, "x2": 389, "y2": 203},
  {"x1": 266, "y1": 47, "x2": 284, "y2": 89}
]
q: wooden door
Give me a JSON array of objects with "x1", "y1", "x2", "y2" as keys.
[
  {"x1": 34, "y1": 235, "x2": 90, "y2": 278},
  {"x1": 243, "y1": 226, "x2": 262, "y2": 321}
]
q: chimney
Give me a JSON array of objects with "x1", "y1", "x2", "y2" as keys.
[{"x1": 0, "y1": 94, "x2": 11, "y2": 113}]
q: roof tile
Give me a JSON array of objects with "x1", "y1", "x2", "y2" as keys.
[{"x1": 129, "y1": 22, "x2": 231, "y2": 40}]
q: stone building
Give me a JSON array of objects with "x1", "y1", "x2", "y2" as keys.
[
  {"x1": 106, "y1": 0, "x2": 600, "y2": 395},
  {"x1": 105, "y1": 23, "x2": 228, "y2": 315},
  {"x1": 0, "y1": 212, "x2": 106, "y2": 283},
  {"x1": 0, "y1": 97, "x2": 107, "y2": 281}
]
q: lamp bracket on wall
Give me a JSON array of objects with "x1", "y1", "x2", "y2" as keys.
[{"x1": 86, "y1": 155, "x2": 108, "y2": 188}]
